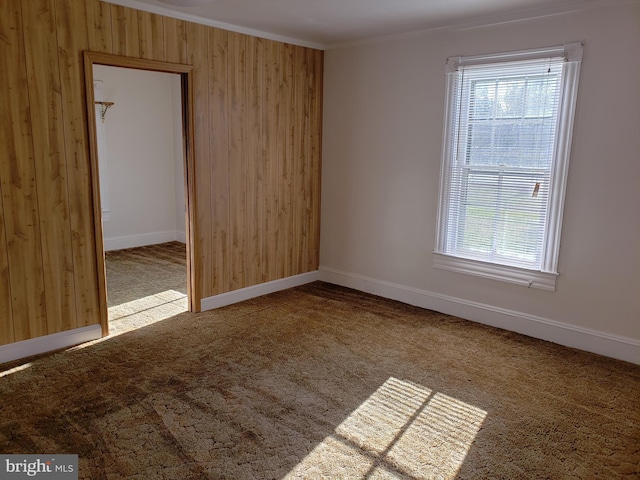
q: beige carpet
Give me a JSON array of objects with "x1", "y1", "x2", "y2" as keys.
[
  {"x1": 105, "y1": 242, "x2": 188, "y2": 334},
  {"x1": 1, "y1": 282, "x2": 639, "y2": 479}
]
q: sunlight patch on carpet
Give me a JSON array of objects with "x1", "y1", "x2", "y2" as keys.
[
  {"x1": 68, "y1": 290, "x2": 188, "y2": 353},
  {"x1": 285, "y1": 377, "x2": 486, "y2": 478},
  {"x1": 107, "y1": 289, "x2": 187, "y2": 334},
  {"x1": 0, "y1": 362, "x2": 32, "y2": 378}
]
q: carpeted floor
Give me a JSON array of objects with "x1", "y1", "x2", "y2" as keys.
[
  {"x1": 105, "y1": 241, "x2": 188, "y2": 334},
  {"x1": 1, "y1": 281, "x2": 639, "y2": 479}
]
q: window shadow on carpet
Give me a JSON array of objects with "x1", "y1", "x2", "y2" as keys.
[{"x1": 286, "y1": 376, "x2": 486, "y2": 478}]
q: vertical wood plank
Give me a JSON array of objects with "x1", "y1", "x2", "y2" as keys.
[
  {"x1": 86, "y1": 0, "x2": 112, "y2": 53},
  {"x1": 209, "y1": 27, "x2": 230, "y2": 295},
  {"x1": 22, "y1": 0, "x2": 78, "y2": 335},
  {"x1": 263, "y1": 39, "x2": 281, "y2": 282},
  {"x1": 55, "y1": 0, "x2": 102, "y2": 327},
  {"x1": 310, "y1": 49, "x2": 323, "y2": 270},
  {"x1": 0, "y1": 0, "x2": 47, "y2": 343},
  {"x1": 278, "y1": 43, "x2": 295, "y2": 278},
  {"x1": 111, "y1": 5, "x2": 139, "y2": 57},
  {"x1": 0, "y1": 181, "x2": 14, "y2": 345},
  {"x1": 294, "y1": 47, "x2": 309, "y2": 274},
  {"x1": 245, "y1": 36, "x2": 263, "y2": 285},
  {"x1": 298, "y1": 48, "x2": 314, "y2": 273},
  {"x1": 163, "y1": 17, "x2": 187, "y2": 64},
  {"x1": 228, "y1": 32, "x2": 247, "y2": 290},
  {"x1": 307, "y1": 49, "x2": 320, "y2": 271},
  {"x1": 0, "y1": 1, "x2": 17, "y2": 344},
  {"x1": 138, "y1": 10, "x2": 163, "y2": 60},
  {"x1": 294, "y1": 46, "x2": 304, "y2": 275},
  {"x1": 186, "y1": 21, "x2": 210, "y2": 303}
]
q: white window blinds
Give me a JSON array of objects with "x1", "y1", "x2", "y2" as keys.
[{"x1": 435, "y1": 43, "x2": 583, "y2": 288}]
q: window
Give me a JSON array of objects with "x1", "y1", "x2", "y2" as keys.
[{"x1": 434, "y1": 43, "x2": 583, "y2": 290}]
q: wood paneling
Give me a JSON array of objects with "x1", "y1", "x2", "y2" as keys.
[
  {"x1": 111, "y1": 5, "x2": 139, "y2": 57},
  {"x1": 245, "y1": 36, "x2": 263, "y2": 285},
  {"x1": 55, "y1": 0, "x2": 100, "y2": 327},
  {"x1": 0, "y1": 0, "x2": 47, "y2": 342},
  {"x1": 163, "y1": 17, "x2": 187, "y2": 64},
  {"x1": 228, "y1": 32, "x2": 247, "y2": 291},
  {"x1": 209, "y1": 27, "x2": 230, "y2": 294},
  {"x1": 0, "y1": 178, "x2": 12, "y2": 344},
  {"x1": 0, "y1": 0, "x2": 323, "y2": 348},
  {"x1": 293, "y1": 46, "x2": 307, "y2": 275},
  {"x1": 186, "y1": 21, "x2": 209, "y2": 306},
  {"x1": 137, "y1": 11, "x2": 163, "y2": 60},
  {"x1": 310, "y1": 50, "x2": 323, "y2": 271},
  {"x1": 279, "y1": 44, "x2": 296, "y2": 279},
  {"x1": 22, "y1": 0, "x2": 78, "y2": 335},
  {"x1": 86, "y1": 0, "x2": 112, "y2": 53},
  {"x1": 263, "y1": 40, "x2": 281, "y2": 282}
]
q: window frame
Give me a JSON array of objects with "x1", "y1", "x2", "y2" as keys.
[{"x1": 434, "y1": 43, "x2": 583, "y2": 291}]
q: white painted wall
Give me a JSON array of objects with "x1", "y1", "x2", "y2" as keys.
[
  {"x1": 320, "y1": 2, "x2": 640, "y2": 360},
  {"x1": 93, "y1": 65, "x2": 186, "y2": 250}
]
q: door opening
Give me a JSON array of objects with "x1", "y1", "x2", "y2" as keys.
[{"x1": 84, "y1": 52, "x2": 198, "y2": 336}]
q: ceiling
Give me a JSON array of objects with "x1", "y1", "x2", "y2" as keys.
[{"x1": 105, "y1": 0, "x2": 624, "y2": 49}]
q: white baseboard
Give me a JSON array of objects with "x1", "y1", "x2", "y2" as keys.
[
  {"x1": 318, "y1": 267, "x2": 640, "y2": 365},
  {"x1": 5, "y1": 270, "x2": 636, "y2": 365},
  {"x1": 104, "y1": 230, "x2": 182, "y2": 251},
  {"x1": 201, "y1": 271, "x2": 321, "y2": 311},
  {"x1": 0, "y1": 325, "x2": 102, "y2": 364}
]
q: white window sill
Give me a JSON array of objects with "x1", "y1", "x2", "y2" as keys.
[{"x1": 433, "y1": 252, "x2": 557, "y2": 291}]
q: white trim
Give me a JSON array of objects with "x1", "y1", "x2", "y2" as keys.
[
  {"x1": 0, "y1": 325, "x2": 102, "y2": 364},
  {"x1": 100, "y1": 0, "x2": 325, "y2": 50},
  {"x1": 201, "y1": 271, "x2": 321, "y2": 311},
  {"x1": 542, "y1": 53, "x2": 582, "y2": 272},
  {"x1": 448, "y1": 42, "x2": 583, "y2": 69},
  {"x1": 318, "y1": 267, "x2": 640, "y2": 365},
  {"x1": 435, "y1": 67, "x2": 456, "y2": 247},
  {"x1": 103, "y1": 230, "x2": 183, "y2": 251},
  {"x1": 433, "y1": 253, "x2": 557, "y2": 291},
  {"x1": 435, "y1": 43, "x2": 583, "y2": 285}
]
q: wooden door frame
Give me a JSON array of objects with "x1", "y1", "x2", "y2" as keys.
[{"x1": 83, "y1": 51, "x2": 199, "y2": 336}]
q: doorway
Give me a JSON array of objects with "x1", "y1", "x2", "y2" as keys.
[{"x1": 84, "y1": 52, "x2": 197, "y2": 336}]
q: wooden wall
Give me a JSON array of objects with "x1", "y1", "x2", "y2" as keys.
[{"x1": 0, "y1": 0, "x2": 323, "y2": 346}]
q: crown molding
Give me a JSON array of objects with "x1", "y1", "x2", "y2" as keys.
[
  {"x1": 100, "y1": 0, "x2": 325, "y2": 50},
  {"x1": 102, "y1": 0, "x2": 638, "y2": 51},
  {"x1": 326, "y1": 0, "x2": 638, "y2": 49}
]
